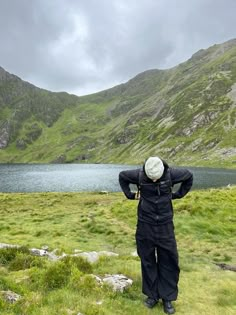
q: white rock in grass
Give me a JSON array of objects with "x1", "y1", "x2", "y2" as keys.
[
  {"x1": 102, "y1": 274, "x2": 133, "y2": 292},
  {"x1": 76, "y1": 251, "x2": 100, "y2": 263},
  {"x1": 91, "y1": 274, "x2": 133, "y2": 292},
  {"x1": 0, "y1": 243, "x2": 19, "y2": 249},
  {"x1": 30, "y1": 247, "x2": 66, "y2": 261},
  {"x1": 131, "y1": 250, "x2": 138, "y2": 257},
  {"x1": 75, "y1": 251, "x2": 118, "y2": 263},
  {"x1": 0, "y1": 243, "x2": 119, "y2": 263},
  {"x1": 30, "y1": 248, "x2": 48, "y2": 256},
  {"x1": 0, "y1": 290, "x2": 21, "y2": 303}
]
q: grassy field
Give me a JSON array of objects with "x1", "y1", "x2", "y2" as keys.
[{"x1": 0, "y1": 187, "x2": 235, "y2": 315}]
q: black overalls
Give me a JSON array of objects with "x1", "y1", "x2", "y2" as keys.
[{"x1": 119, "y1": 162, "x2": 193, "y2": 301}]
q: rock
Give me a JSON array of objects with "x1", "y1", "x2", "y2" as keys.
[
  {"x1": 131, "y1": 250, "x2": 138, "y2": 257},
  {"x1": 30, "y1": 248, "x2": 48, "y2": 256},
  {"x1": 73, "y1": 252, "x2": 100, "y2": 263},
  {"x1": 75, "y1": 154, "x2": 91, "y2": 161},
  {"x1": 25, "y1": 125, "x2": 42, "y2": 143},
  {"x1": 30, "y1": 247, "x2": 118, "y2": 263},
  {"x1": 0, "y1": 243, "x2": 19, "y2": 249},
  {"x1": 99, "y1": 191, "x2": 109, "y2": 195},
  {"x1": 181, "y1": 111, "x2": 219, "y2": 136},
  {"x1": 51, "y1": 154, "x2": 66, "y2": 163},
  {"x1": 215, "y1": 263, "x2": 236, "y2": 272},
  {"x1": 227, "y1": 82, "x2": 236, "y2": 106},
  {"x1": 75, "y1": 251, "x2": 119, "y2": 263},
  {"x1": 0, "y1": 243, "x2": 132, "y2": 294},
  {"x1": 30, "y1": 247, "x2": 64, "y2": 261},
  {"x1": 0, "y1": 290, "x2": 21, "y2": 303},
  {"x1": 217, "y1": 147, "x2": 236, "y2": 157},
  {"x1": 0, "y1": 243, "x2": 118, "y2": 263},
  {"x1": 102, "y1": 274, "x2": 133, "y2": 292},
  {"x1": 92, "y1": 274, "x2": 133, "y2": 292},
  {"x1": 115, "y1": 127, "x2": 137, "y2": 144},
  {"x1": 0, "y1": 122, "x2": 10, "y2": 149},
  {"x1": 16, "y1": 139, "x2": 27, "y2": 150},
  {"x1": 189, "y1": 138, "x2": 202, "y2": 152}
]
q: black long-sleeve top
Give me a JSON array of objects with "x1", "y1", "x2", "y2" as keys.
[{"x1": 119, "y1": 165, "x2": 193, "y2": 225}]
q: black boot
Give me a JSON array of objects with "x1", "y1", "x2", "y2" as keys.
[
  {"x1": 144, "y1": 297, "x2": 158, "y2": 308},
  {"x1": 163, "y1": 300, "x2": 175, "y2": 314}
]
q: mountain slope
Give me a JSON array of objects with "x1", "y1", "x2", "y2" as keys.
[{"x1": 0, "y1": 39, "x2": 236, "y2": 167}]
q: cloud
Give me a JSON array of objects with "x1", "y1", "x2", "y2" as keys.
[{"x1": 0, "y1": 0, "x2": 236, "y2": 95}]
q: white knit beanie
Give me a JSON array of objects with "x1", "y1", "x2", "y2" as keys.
[{"x1": 145, "y1": 157, "x2": 164, "y2": 180}]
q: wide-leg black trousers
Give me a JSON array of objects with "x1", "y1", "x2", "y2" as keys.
[{"x1": 135, "y1": 221, "x2": 180, "y2": 301}]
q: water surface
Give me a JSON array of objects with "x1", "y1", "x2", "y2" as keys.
[{"x1": 0, "y1": 164, "x2": 236, "y2": 193}]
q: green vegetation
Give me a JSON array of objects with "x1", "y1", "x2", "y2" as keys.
[
  {"x1": 1, "y1": 40, "x2": 236, "y2": 167},
  {"x1": 0, "y1": 187, "x2": 235, "y2": 314}
]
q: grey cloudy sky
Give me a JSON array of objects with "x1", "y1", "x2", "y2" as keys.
[{"x1": 0, "y1": 0, "x2": 236, "y2": 96}]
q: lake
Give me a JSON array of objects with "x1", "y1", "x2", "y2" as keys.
[{"x1": 0, "y1": 164, "x2": 236, "y2": 193}]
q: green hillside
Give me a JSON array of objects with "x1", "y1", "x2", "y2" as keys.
[{"x1": 1, "y1": 38, "x2": 236, "y2": 167}]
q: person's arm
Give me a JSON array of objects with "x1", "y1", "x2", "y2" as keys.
[
  {"x1": 170, "y1": 168, "x2": 193, "y2": 199},
  {"x1": 119, "y1": 169, "x2": 140, "y2": 199}
]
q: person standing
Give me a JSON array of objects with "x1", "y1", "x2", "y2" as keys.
[{"x1": 119, "y1": 156, "x2": 193, "y2": 314}]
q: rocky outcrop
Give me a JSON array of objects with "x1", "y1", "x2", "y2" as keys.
[
  {"x1": 15, "y1": 123, "x2": 42, "y2": 150},
  {"x1": 0, "y1": 243, "x2": 119, "y2": 263},
  {"x1": 180, "y1": 111, "x2": 219, "y2": 136},
  {"x1": 75, "y1": 154, "x2": 92, "y2": 161},
  {"x1": 25, "y1": 124, "x2": 42, "y2": 143},
  {"x1": 228, "y1": 83, "x2": 236, "y2": 106},
  {"x1": 51, "y1": 154, "x2": 67, "y2": 163},
  {"x1": 31, "y1": 247, "x2": 119, "y2": 263},
  {"x1": 16, "y1": 139, "x2": 27, "y2": 150},
  {"x1": 216, "y1": 147, "x2": 236, "y2": 158},
  {"x1": 115, "y1": 126, "x2": 138, "y2": 144},
  {"x1": 0, "y1": 121, "x2": 10, "y2": 149}
]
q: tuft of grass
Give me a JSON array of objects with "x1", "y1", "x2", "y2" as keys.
[
  {"x1": 8, "y1": 253, "x2": 46, "y2": 271},
  {"x1": 0, "y1": 247, "x2": 30, "y2": 265},
  {"x1": 217, "y1": 286, "x2": 236, "y2": 307},
  {"x1": 42, "y1": 260, "x2": 72, "y2": 290},
  {"x1": 61, "y1": 256, "x2": 93, "y2": 274}
]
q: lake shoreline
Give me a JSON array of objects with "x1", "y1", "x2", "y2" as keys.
[{"x1": 0, "y1": 161, "x2": 236, "y2": 170}]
